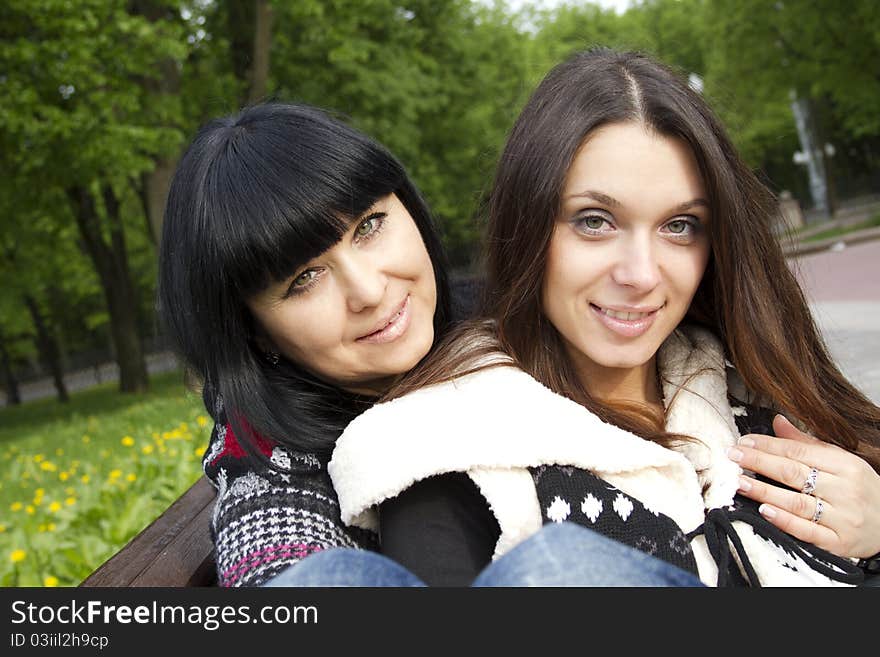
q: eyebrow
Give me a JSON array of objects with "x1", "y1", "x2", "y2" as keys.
[{"x1": 566, "y1": 190, "x2": 710, "y2": 214}]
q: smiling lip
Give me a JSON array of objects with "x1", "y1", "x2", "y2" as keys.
[
  {"x1": 356, "y1": 295, "x2": 411, "y2": 344},
  {"x1": 590, "y1": 303, "x2": 662, "y2": 338}
]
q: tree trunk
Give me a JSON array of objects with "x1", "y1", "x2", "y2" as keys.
[
  {"x1": 139, "y1": 158, "x2": 177, "y2": 244},
  {"x1": 0, "y1": 335, "x2": 21, "y2": 406},
  {"x1": 130, "y1": 0, "x2": 182, "y2": 243},
  {"x1": 23, "y1": 294, "x2": 69, "y2": 403},
  {"x1": 249, "y1": 0, "x2": 273, "y2": 104},
  {"x1": 67, "y1": 183, "x2": 149, "y2": 393},
  {"x1": 228, "y1": 0, "x2": 273, "y2": 106}
]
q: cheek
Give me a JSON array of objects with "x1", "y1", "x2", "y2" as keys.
[
  {"x1": 670, "y1": 247, "x2": 710, "y2": 298},
  {"x1": 265, "y1": 301, "x2": 346, "y2": 357}
]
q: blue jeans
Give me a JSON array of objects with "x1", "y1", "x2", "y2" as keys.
[{"x1": 264, "y1": 522, "x2": 704, "y2": 587}]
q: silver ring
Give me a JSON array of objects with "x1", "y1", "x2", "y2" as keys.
[
  {"x1": 801, "y1": 467, "x2": 818, "y2": 496},
  {"x1": 811, "y1": 497, "x2": 825, "y2": 524}
]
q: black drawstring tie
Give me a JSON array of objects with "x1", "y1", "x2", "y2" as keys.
[{"x1": 686, "y1": 504, "x2": 865, "y2": 587}]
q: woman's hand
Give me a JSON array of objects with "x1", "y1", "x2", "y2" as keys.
[{"x1": 728, "y1": 414, "x2": 880, "y2": 559}]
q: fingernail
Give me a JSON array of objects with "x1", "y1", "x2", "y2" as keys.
[
  {"x1": 759, "y1": 504, "x2": 776, "y2": 519},
  {"x1": 738, "y1": 436, "x2": 755, "y2": 447},
  {"x1": 738, "y1": 476, "x2": 752, "y2": 492},
  {"x1": 726, "y1": 447, "x2": 743, "y2": 462}
]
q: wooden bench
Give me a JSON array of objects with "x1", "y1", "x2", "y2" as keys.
[{"x1": 79, "y1": 477, "x2": 217, "y2": 587}]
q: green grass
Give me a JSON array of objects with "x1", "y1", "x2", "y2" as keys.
[
  {"x1": 0, "y1": 369, "x2": 212, "y2": 586},
  {"x1": 803, "y1": 213, "x2": 880, "y2": 243}
]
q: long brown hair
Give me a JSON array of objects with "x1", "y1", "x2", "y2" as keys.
[{"x1": 389, "y1": 48, "x2": 880, "y2": 470}]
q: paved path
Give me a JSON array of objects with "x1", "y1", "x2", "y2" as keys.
[{"x1": 789, "y1": 239, "x2": 880, "y2": 404}]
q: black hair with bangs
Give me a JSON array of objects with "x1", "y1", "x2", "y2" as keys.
[{"x1": 158, "y1": 102, "x2": 452, "y2": 463}]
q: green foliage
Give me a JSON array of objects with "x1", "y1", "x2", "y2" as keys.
[
  {"x1": 270, "y1": 0, "x2": 527, "y2": 265},
  {"x1": 0, "y1": 370, "x2": 209, "y2": 586}
]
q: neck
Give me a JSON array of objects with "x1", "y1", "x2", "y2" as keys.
[{"x1": 574, "y1": 355, "x2": 663, "y2": 410}]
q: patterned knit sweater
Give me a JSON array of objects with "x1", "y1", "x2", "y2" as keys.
[
  {"x1": 200, "y1": 277, "x2": 480, "y2": 587},
  {"x1": 202, "y1": 396, "x2": 377, "y2": 587}
]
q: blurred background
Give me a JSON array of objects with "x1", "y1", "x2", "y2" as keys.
[{"x1": 2, "y1": 0, "x2": 878, "y2": 585}]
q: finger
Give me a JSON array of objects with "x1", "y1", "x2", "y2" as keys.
[
  {"x1": 756, "y1": 501, "x2": 841, "y2": 555},
  {"x1": 727, "y1": 444, "x2": 837, "y2": 495},
  {"x1": 737, "y1": 475, "x2": 824, "y2": 521},
  {"x1": 772, "y1": 414, "x2": 821, "y2": 444},
  {"x1": 735, "y1": 433, "x2": 850, "y2": 478}
]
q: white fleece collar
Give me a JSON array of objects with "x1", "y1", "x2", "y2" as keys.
[
  {"x1": 658, "y1": 326, "x2": 744, "y2": 509},
  {"x1": 329, "y1": 325, "x2": 743, "y2": 535}
]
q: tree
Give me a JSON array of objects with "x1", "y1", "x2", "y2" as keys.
[{"x1": 0, "y1": 0, "x2": 192, "y2": 393}]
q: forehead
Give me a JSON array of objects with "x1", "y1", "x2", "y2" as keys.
[{"x1": 564, "y1": 122, "x2": 706, "y2": 201}]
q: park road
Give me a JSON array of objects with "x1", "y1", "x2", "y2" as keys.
[{"x1": 789, "y1": 238, "x2": 880, "y2": 404}]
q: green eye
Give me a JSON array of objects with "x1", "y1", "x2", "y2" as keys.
[
  {"x1": 294, "y1": 270, "x2": 314, "y2": 286},
  {"x1": 356, "y1": 218, "x2": 374, "y2": 237},
  {"x1": 584, "y1": 217, "x2": 605, "y2": 230},
  {"x1": 667, "y1": 220, "x2": 688, "y2": 234}
]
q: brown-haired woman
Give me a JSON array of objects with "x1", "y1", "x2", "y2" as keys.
[{"x1": 327, "y1": 48, "x2": 880, "y2": 586}]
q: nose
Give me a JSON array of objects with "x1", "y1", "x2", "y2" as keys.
[
  {"x1": 339, "y1": 254, "x2": 387, "y2": 313},
  {"x1": 611, "y1": 235, "x2": 661, "y2": 291}
]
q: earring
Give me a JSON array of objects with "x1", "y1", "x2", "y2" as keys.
[{"x1": 265, "y1": 351, "x2": 280, "y2": 366}]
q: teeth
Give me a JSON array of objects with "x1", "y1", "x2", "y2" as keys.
[{"x1": 602, "y1": 308, "x2": 650, "y2": 321}]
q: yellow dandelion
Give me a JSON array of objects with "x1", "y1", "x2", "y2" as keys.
[
  {"x1": 82, "y1": 435, "x2": 90, "y2": 444},
  {"x1": 125, "y1": 473, "x2": 136, "y2": 482},
  {"x1": 44, "y1": 576, "x2": 59, "y2": 587},
  {"x1": 10, "y1": 549, "x2": 26, "y2": 563},
  {"x1": 109, "y1": 469, "x2": 122, "y2": 480},
  {"x1": 121, "y1": 436, "x2": 135, "y2": 447},
  {"x1": 48, "y1": 501, "x2": 62, "y2": 513},
  {"x1": 10, "y1": 502, "x2": 22, "y2": 512},
  {"x1": 33, "y1": 454, "x2": 44, "y2": 463},
  {"x1": 196, "y1": 415, "x2": 208, "y2": 427},
  {"x1": 25, "y1": 505, "x2": 35, "y2": 515},
  {"x1": 47, "y1": 523, "x2": 56, "y2": 532},
  {"x1": 40, "y1": 461, "x2": 57, "y2": 472},
  {"x1": 0, "y1": 524, "x2": 6, "y2": 533},
  {"x1": 59, "y1": 472, "x2": 69, "y2": 481},
  {"x1": 65, "y1": 497, "x2": 75, "y2": 506},
  {"x1": 35, "y1": 487, "x2": 45, "y2": 496},
  {"x1": 38, "y1": 524, "x2": 47, "y2": 532},
  {"x1": 80, "y1": 475, "x2": 90, "y2": 484},
  {"x1": 141, "y1": 444, "x2": 154, "y2": 455},
  {"x1": 193, "y1": 446, "x2": 203, "y2": 456}
]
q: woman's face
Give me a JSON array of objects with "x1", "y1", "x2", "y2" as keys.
[
  {"x1": 247, "y1": 193, "x2": 437, "y2": 394},
  {"x1": 541, "y1": 122, "x2": 711, "y2": 389}
]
